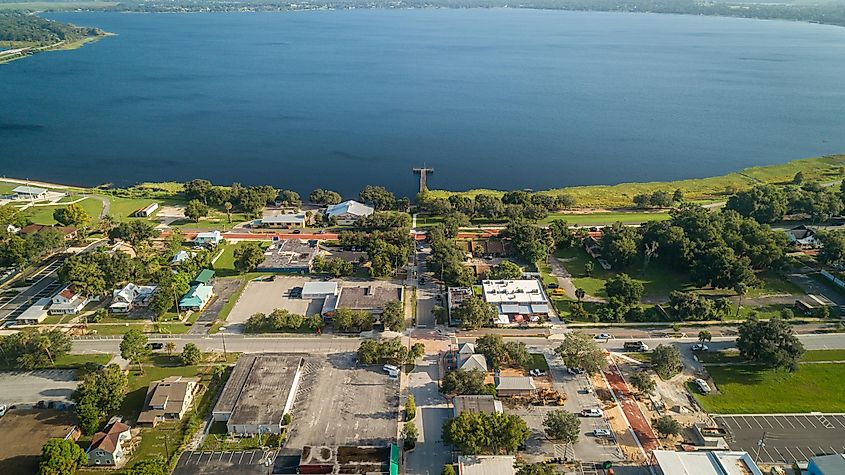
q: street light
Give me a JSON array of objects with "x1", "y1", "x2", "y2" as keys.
[{"x1": 219, "y1": 326, "x2": 228, "y2": 360}]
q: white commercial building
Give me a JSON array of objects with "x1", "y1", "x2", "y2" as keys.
[
  {"x1": 325, "y1": 200, "x2": 374, "y2": 225},
  {"x1": 16, "y1": 297, "x2": 51, "y2": 325},
  {"x1": 651, "y1": 450, "x2": 763, "y2": 475},
  {"x1": 301, "y1": 281, "x2": 339, "y2": 300},
  {"x1": 481, "y1": 279, "x2": 551, "y2": 323}
]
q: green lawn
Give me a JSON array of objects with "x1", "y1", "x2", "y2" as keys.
[
  {"x1": 694, "y1": 362, "x2": 845, "y2": 413},
  {"x1": 526, "y1": 353, "x2": 549, "y2": 371},
  {"x1": 540, "y1": 211, "x2": 671, "y2": 226},
  {"x1": 86, "y1": 322, "x2": 191, "y2": 336},
  {"x1": 699, "y1": 349, "x2": 845, "y2": 365},
  {"x1": 21, "y1": 197, "x2": 104, "y2": 225},
  {"x1": 212, "y1": 242, "x2": 269, "y2": 277}
]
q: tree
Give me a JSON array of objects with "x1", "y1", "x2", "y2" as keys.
[
  {"x1": 381, "y1": 300, "x2": 405, "y2": 332},
  {"x1": 165, "y1": 341, "x2": 176, "y2": 355},
  {"x1": 504, "y1": 220, "x2": 549, "y2": 263},
  {"x1": 0, "y1": 328, "x2": 72, "y2": 370},
  {"x1": 440, "y1": 369, "x2": 489, "y2": 395},
  {"x1": 309, "y1": 188, "x2": 342, "y2": 205},
  {"x1": 405, "y1": 394, "x2": 416, "y2": 421},
  {"x1": 53, "y1": 203, "x2": 90, "y2": 227},
  {"x1": 277, "y1": 189, "x2": 301, "y2": 207},
  {"x1": 575, "y1": 288, "x2": 585, "y2": 303},
  {"x1": 542, "y1": 410, "x2": 580, "y2": 444},
  {"x1": 584, "y1": 261, "x2": 593, "y2": 277},
  {"x1": 223, "y1": 201, "x2": 233, "y2": 223},
  {"x1": 653, "y1": 415, "x2": 682, "y2": 438},
  {"x1": 233, "y1": 242, "x2": 264, "y2": 273},
  {"x1": 442, "y1": 465, "x2": 457, "y2": 475},
  {"x1": 39, "y1": 438, "x2": 87, "y2": 475},
  {"x1": 698, "y1": 330, "x2": 712, "y2": 342},
  {"x1": 554, "y1": 332, "x2": 607, "y2": 374},
  {"x1": 601, "y1": 225, "x2": 641, "y2": 267},
  {"x1": 357, "y1": 340, "x2": 381, "y2": 364},
  {"x1": 651, "y1": 344, "x2": 683, "y2": 379},
  {"x1": 516, "y1": 464, "x2": 556, "y2": 475},
  {"x1": 442, "y1": 411, "x2": 530, "y2": 455},
  {"x1": 180, "y1": 342, "x2": 202, "y2": 366},
  {"x1": 360, "y1": 185, "x2": 397, "y2": 211},
  {"x1": 402, "y1": 422, "x2": 418, "y2": 450},
  {"x1": 73, "y1": 364, "x2": 128, "y2": 434},
  {"x1": 487, "y1": 261, "x2": 523, "y2": 280},
  {"x1": 475, "y1": 335, "x2": 530, "y2": 369},
  {"x1": 120, "y1": 329, "x2": 150, "y2": 374},
  {"x1": 604, "y1": 273, "x2": 643, "y2": 305},
  {"x1": 725, "y1": 185, "x2": 788, "y2": 224},
  {"x1": 184, "y1": 199, "x2": 209, "y2": 222},
  {"x1": 452, "y1": 295, "x2": 497, "y2": 330},
  {"x1": 125, "y1": 458, "x2": 168, "y2": 475},
  {"x1": 333, "y1": 308, "x2": 373, "y2": 332},
  {"x1": 817, "y1": 230, "x2": 845, "y2": 266},
  {"x1": 184, "y1": 179, "x2": 213, "y2": 203},
  {"x1": 737, "y1": 317, "x2": 805, "y2": 371},
  {"x1": 629, "y1": 371, "x2": 656, "y2": 395}
]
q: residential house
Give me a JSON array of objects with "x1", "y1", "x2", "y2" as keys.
[
  {"x1": 495, "y1": 376, "x2": 536, "y2": 397},
  {"x1": 452, "y1": 395, "x2": 503, "y2": 417},
  {"x1": 170, "y1": 250, "x2": 197, "y2": 266},
  {"x1": 257, "y1": 214, "x2": 307, "y2": 228},
  {"x1": 651, "y1": 450, "x2": 763, "y2": 475},
  {"x1": 87, "y1": 417, "x2": 132, "y2": 466},
  {"x1": 808, "y1": 454, "x2": 845, "y2": 475},
  {"x1": 137, "y1": 376, "x2": 199, "y2": 426},
  {"x1": 325, "y1": 200, "x2": 374, "y2": 225},
  {"x1": 194, "y1": 230, "x2": 222, "y2": 246},
  {"x1": 583, "y1": 235, "x2": 612, "y2": 270},
  {"x1": 460, "y1": 354, "x2": 488, "y2": 372},
  {"x1": 16, "y1": 297, "x2": 51, "y2": 325},
  {"x1": 482, "y1": 279, "x2": 551, "y2": 324},
  {"x1": 787, "y1": 225, "x2": 818, "y2": 248},
  {"x1": 447, "y1": 287, "x2": 473, "y2": 326},
  {"x1": 191, "y1": 269, "x2": 215, "y2": 286},
  {"x1": 457, "y1": 455, "x2": 516, "y2": 475},
  {"x1": 257, "y1": 240, "x2": 318, "y2": 273},
  {"x1": 133, "y1": 203, "x2": 159, "y2": 217},
  {"x1": 469, "y1": 239, "x2": 511, "y2": 258},
  {"x1": 109, "y1": 283, "x2": 157, "y2": 314},
  {"x1": 20, "y1": 224, "x2": 78, "y2": 241},
  {"x1": 49, "y1": 285, "x2": 90, "y2": 315},
  {"x1": 179, "y1": 284, "x2": 214, "y2": 311},
  {"x1": 13, "y1": 185, "x2": 48, "y2": 200}
]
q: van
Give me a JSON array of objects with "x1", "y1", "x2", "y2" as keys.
[
  {"x1": 383, "y1": 364, "x2": 400, "y2": 374},
  {"x1": 623, "y1": 341, "x2": 649, "y2": 352},
  {"x1": 694, "y1": 378, "x2": 711, "y2": 394}
]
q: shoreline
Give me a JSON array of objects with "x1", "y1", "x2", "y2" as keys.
[
  {"x1": 3, "y1": 154, "x2": 843, "y2": 208},
  {"x1": 0, "y1": 32, "x2": 112, "y2": 64}
]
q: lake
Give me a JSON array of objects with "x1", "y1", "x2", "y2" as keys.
[{"x1": 2, "y1": 9, "x2": 845, "y2": 196}]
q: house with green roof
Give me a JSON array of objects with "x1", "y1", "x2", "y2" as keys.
[
  {"x1": 191, "y1": 269, "x2": 215, "y2": 286},
  {"x1": 179, "y1": 284, "x2": 214, "y2": 311}
]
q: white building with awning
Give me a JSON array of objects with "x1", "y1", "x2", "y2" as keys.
[{"x1": 482, "y1": 279, "x2": 551, "y2": 324}]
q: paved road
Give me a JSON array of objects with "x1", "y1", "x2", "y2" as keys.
[
  {"x1": 547, "y1": 255, "x2": 604, "y2": 303},
  {"x1": 72, "y1": 335, "x2": 363, "y2": 354},
  {"x1": 603, "y1": 356, "x2": 659, "y2": 459},
  {"x1": 414, "y1": 246, "x2": 438, "y2": 328},
  {"x1": 187, "y1": 278, "x2": 243, "y2": 335},
  {"x1": 404, "y1": 354, "x2": 451, "y2": 475}
]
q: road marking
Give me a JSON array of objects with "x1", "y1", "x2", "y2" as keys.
[
  {"x1": 794, "y1": 417, "x2": 807, "y2": 429},
  {"x1": 740, "y1": 416, "x2": 754, "y2": 429},
  {"x1": 794, "y1": 447, "x2": 809, "y2": 461},
  {"x1": 759, "y1": 416, "x2": 774, "y2": 429},
  {"x1": 228, "y1": 451, "x2": 234, "y2": 463},
  {"x1": 803, "y1": 415, "x2": 816, "y2": 428},
  {"x1": 784, "y1": 417, "x2": 797, "y2": 429},
  {"x1": 770, "y1": 417, "x2": 784, "y2": 429},
  {"x1": 248, "y1": 451, "x2": 256, "y2": 464},
  {"x1": 761, "y1": 445, "x2": 776, "y2": 463},
  {"x1": 218, "y1": 451, "x2": 225, "y2": 461},
  {"x1": 784, "y1": 446, "x2": 799, "y2": 461},
  {"x1": 238, "y1": 451, "x2": 245, "y2": 463},
  {"x1": 832, "y1": 416, "x2": 845, "y2": 429}
]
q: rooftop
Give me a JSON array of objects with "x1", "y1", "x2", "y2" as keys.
[
  {"x1": 325, "y1": 200, "x2": 374, "y2": 218},
  {"x1": 652, "y1": 450, "x2": 763, "y2": 475},
  {"x1": 13, "y1": 185, "x2": 48, "y2": 195},
  {"x1": 452, "y1": 395, "x2": 503, "y2": 415},
  {"x1": 214, "y1": 355, "x2": 304, "y2": 427},
  {"x1": 457, "y1": 455, "x2": 516, "y2": 475},
  {"x1": 192, "y1": 269, "x2": 215, "y2": 285},
  {"x1": 258, "y1": 239, "x2": 318, "y2": 271},
  {"x1": 260, "y1": 214, "x2": 306, "y2": 224},
  {"x1": 482, "y1": 280, "x2": 548, "y2": 305},
  {"x1": 88, "y1": 418, "x2": 130, "y2": 455},
  {"x1": 336, "y1": 285, "x2": 403, "y2": 311},
  {"x1": 810, "y1": 454, "x2": 845, "y2": 474},
  {"x1": 302, "y1": 281, "x2": 339, "y2": 296},
  {"x1": 495, "y1": 376, "x2": 536, "y2": 391}
]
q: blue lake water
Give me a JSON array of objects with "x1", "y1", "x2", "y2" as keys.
[{"x1": 2, "y1": 9, "x2": 845, "y2": 196}]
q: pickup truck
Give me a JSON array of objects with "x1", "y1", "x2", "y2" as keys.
[{"x1": 623, "y1": 341, "x2": 649, "y2": 352}]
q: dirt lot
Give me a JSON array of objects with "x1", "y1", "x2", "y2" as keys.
[
  {"x1": 284, "y1": 353, "x2": 399, "y2": 449},
  {"x1": 0, "y1": 409, "x2": 78, "y2": 474}
]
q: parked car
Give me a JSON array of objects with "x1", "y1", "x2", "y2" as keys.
[
  {"x1": 694, "y1": 378, "x2": 712, "y2": 394},
  {"x1": 593, "y1": 428, "x2": 612, "y2": 437},
  {"x1": 623, "y1": 341, "x2": 649, "y2": 352},
  {"x1": 568, "y1": 367, "x2": 586, "y2": 375},
  {"x1": 529, "y1": 369, "x2": 547, "y2": 377},
  {"x1": 691, "y1": 343, "x2": 709, "y2": 352},
  {"x1": 548, "y1": 282, "x2": 559, "y2": 289},
  {"x1": 292, "y1": 229, "x2": 302, "y2": 234},
  {"x1": 581, "y1": 408, "x2": 602, "y2": 417},
  {"x1": 147, "y1": 342, "x2": 164, "y2": 350},
  {"x1": 551, "y1": 288, "x2": 566, "y2": 296},
  {"x1": 595, "y1": 333, "x2": 611, "y2": 340}
]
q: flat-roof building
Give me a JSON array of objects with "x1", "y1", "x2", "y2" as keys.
[
  {"x1": 808, "y1": 454, "x2": 845, "y2": 475},
  {"x1": 212, "y1": 355, "x2": 304, "y2": 435},
  {"x1": 457, "y1": 455, "x2": 516, "y2": 475},
  {"x1": 257, "y1": 239, "x2": 318, "y2": 274},
  {"x1": 13, "y1": 185, "x2": 48, "y2": 200},
  {"x1": 138, "y1": 376, "x2": 199, "y2": 426},
  {"x1": 651, "y1": 450, "x2": 763, "y2": 475},
  {"x1": 258, "y1": 214, "x2": 306, "y2": 228},
  {"x1": 301, "y1": 281, "x2": 339, "y2": 300},
  {"x1": 322, "y1": 284, "x2": 403, "y2": 317},
  {"x1": 482, "y1": 279, "x2": 550, "y2": 324},
  {"x1": 16, "y1": 297, "x2": 51, "y2": 325},
  {"x1": 452, "y1": 395, "x2": 503, "y2": 416}
]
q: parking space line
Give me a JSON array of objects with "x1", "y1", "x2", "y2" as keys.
[
  {"x1": 794, "y1": 447, "x2": 809, "y2": 460},
  {"x1": 759, "y1": 417, "x2": 773, "y2": 429},
  {"x1": 761, "y1": 445, "x2": 775, "y2": 463},
  {"x1": 740, "y1": 416, "x2": 754, "y2": 429},
  {"x1": 719, "y1": 417, "x2": 735, "y2": 431},
  {"x1": 770, "y1": 417, "x2": 784, "y2": 429},
  {"x1": 832, "y1": 416, "x2": 845, "y2": 429},
  {"x1": 238, "y1": 451, "x2": 245, "y2": 463},
  {"x1": 793, "y1": 417, "x2": 807, "y2": 429},
  {"x1": 783, "y1": 417, "x2": 797, "y2": 429},
  {"x1": 218, "y1": 451, "x2": 225, "y2": 461},
  {"x1": 784, "y1": 446, "x2": 799, "y2": 462},
  {"x1": 228, "y1": 451, "x2": 234, "y2": 463},
  {"x1": 803, "y1": 415, "x2": 816, "y2": 428},
  {"x1": 248, "y1": 451, "x2": 256, "y2": 463}
]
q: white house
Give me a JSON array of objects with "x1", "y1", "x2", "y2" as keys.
[
  {"x1": 459, "y1": 354, "x2": 489, "y2": 372},
  {"x1": 786, "y1": 225, "x2": 818, "y2": 249},
  {"x1": 170, "y1": 250, "x2": 197, "y2": 266},
  {"x1": 258, "y1": 214, "x2": 306, "y2": 228},
  {"x1": 110, "y1": 283, "x2": 158, "y2": 314},
  {"x1": 87, "y1": 417, "x2": 132, "y2": 466},
  {"x1": 49, "y1": 286, "x2": 90, "y2": 315},
  {"x1": 194, "y1": 230, "x2": 222, "y2": 246},
  {"x1": 301, "y1": 281, "x2": 339, "y2": 299},
  {"x1": 325, "y1": 200, "x2": 374, "y2": 225},
  {"x1": 12, "y1": 185, "x2": 48, "y2": 201}
]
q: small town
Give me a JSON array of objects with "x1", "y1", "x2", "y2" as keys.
[{"x1": 1, "y1": 165, "x2": 845, "y2": 475}]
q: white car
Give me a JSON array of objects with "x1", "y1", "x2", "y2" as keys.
[
  {"x1": 580, "y1": 408, "x2": 603, "y2": 417},
  {"x1": 694, "y1": 378, "x2": 712, "y2": 394},
  {"x1": 529, "y1": 369, "x2": 547, "y2": 377},
  {"x1": 593, "y1": 428, "x2": 612, "y2": 437},
  {"x1": 691, "y1": 343, "x2": 709, "y2": 352},
  {"x1": 595, "y1": 333, "x2": 611, "y2": 340}
]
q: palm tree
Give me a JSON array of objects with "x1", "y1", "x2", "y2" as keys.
[
  {"x1": 734, "y1": 282, "x2": 748, "y2": 317},
  {"x1": 99, "y1": 214, "x2": 115, "y2": 235},
  {"x1": 575, "y1": 288, "x2": 585, "y2": 303},
  {"x1": 698, "y1": 330, "x2": 712, "y2": 342},
  {"x1": 224, "y1": 202, "x2": 233, "y2": 224},
  {"x1": 643, "y1": 241, "x2": 659, "y2": 270},
  {"x1": 165, "y1": 342, "x2": 176, "y2": 356}
]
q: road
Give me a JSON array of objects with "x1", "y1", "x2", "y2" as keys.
[
  {"x1": 414, "y1": 245, "x2": 438, "y2": 328},
  {"x1": 0, "y1": 254, "x2": 67, "y2": 324},
  {"x1": 603, "y1": 356, "x2": 659, "y2": 458},
  {"x1": 404, "y1": 354, "x2": 451, "y2": 475},
  {"x1": 72, "y1": 335, "x2": 363, "y2": 354}
]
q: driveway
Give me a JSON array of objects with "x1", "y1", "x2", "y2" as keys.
[
  {"x1": 189, "y1": 277, "x2": 244, "y2": 334},
  {"x1": 404, "y1": 354, "x2": 451, "y2": 475}
]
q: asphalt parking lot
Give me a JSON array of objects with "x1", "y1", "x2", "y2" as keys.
[
  {"x1": 173, "y1": 449, "x2": 278, "y2": 474},
  {"x1": 284, "y1": 353, "x2": 399, "y2": 448},
  {"x1": 715, "y1": 414, "x2": 845, "y2": 463},
  {"x1": 226, "y1": 276, "x2": 320, "y2": 327},
  {"x1": 0, "y1": 370, "x2": 78, "y2": 406}
]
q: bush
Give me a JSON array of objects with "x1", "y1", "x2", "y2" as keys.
[
  {"x1": 282, "y1": 413, "x2": 292, "y2": 425},
  {"x1": 402, "y1": 422, "x2": 418, "y2": 450},
  {"x1": 405, "y1": 395, "x2": 416, "y2": 421}
]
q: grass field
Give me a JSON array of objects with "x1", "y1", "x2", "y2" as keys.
[
  {"x1": 527, "y1": 353, "x2": 549, "y2": 371},
  {"x1": 428, "y1": 154, "x2": 845, "y2": 208},
  {"x1": 21, "y1": 196, "x2": 103, "y2": 225},
  {"x1": 540, "y1": 211, "x2": 671, "y2": 226},
  {"x1": 695, "y1": 362, "x2": 845, "y2": 413},
  {"x1": 698, "y1": 349, "x2": 845, "y2": 365}
]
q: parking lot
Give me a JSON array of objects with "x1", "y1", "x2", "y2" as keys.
[
  {"x1": 0, "y1": 370, "x2": 78, "y2": 406},
  {"x1": 174, "y1": 449, "x2": 279, "y2": 475},
  {"x1": 715, "y1": 414, "x2": 845, "y2": 464},
  {"x1": 226, "y1": 277, "x2": 325, "y2": 327},
  {"x1": 284, "y1": 353, "x2": 399, "y2": 448},
  {"x1": 0, "y1": 409, "x2": 78, "y2": 474}
]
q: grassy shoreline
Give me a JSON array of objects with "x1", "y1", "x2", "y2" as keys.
[
  {"x1": 428, "y1": 154, "x2": 845, "y2": 208},
  {"x1": 0, "y1": 32, "x2": 112, "y2": 64}
]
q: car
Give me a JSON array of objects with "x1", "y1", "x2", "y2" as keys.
[
  {"x1": 593, "y1": 428, "x2": 612, "y2": 437},
  {"x1": 568, "y1": 367, "x2": 586, "y2": 375},
  {"x1": 580, "y1": 408, "x2": 602, "y2": 417},
  {"x1": 691, "y1": 343, "x2": 709, "y2": 352},
  {"x1": 548, "y1": 282, "x2": 559, "y2": 289},
  {"x1": 694, "y1": 378, "x2": 712, "y2": 394},
  {"x1": 595, "y1": 333, "x2": 611, "y2": 340},
  {"x1": 529, "y1": 369, "x2": 547, "y2": 377},
  {"x1": 551, "y1": 288, "x2": 566, "y2": 296},
  {"x1": 292, "y1": 229, "x2": 302, "y2": 234},
  {"x1": 147, "y1": 342, "x2": 164, "y2": 350},
  {"x1": 316, "y1": 230, "x2": 326, "y2": 234}
]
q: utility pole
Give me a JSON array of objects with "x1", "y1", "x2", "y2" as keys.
[{"x1": 754, "y1": 431, "x2": 768, "y2": 464}]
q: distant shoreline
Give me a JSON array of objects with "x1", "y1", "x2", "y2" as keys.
[{"x1": 0, "y1": 32, "x2": 113, "y2": 64}]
